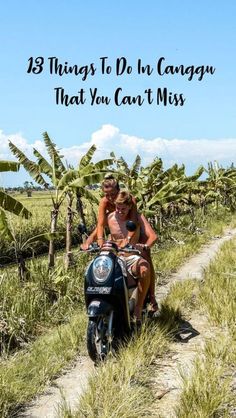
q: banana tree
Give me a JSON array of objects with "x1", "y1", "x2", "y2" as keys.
[
  {"x1": 109, "y1": 154, "x2": 183, "y2": 228},
  {"x1": 35, "y1": 139, "x2": 113, "y2": 268},
  {"x1": 109, "y1": 154, "x2": 184, "y2": 227},
  {"x1": 165, "y1": 165, "x2": 205, "y2": 221},
  {"x1": 0, "y1": 160, "x2": 31, "y2": 219},
  {"x1": 57, "y1": 147, "x2": 113, "y2": 268},
  {"x1": 9, "y1": 136, "x2": 113, "y2": 268},
  {"x1": 9, "y1": 135, "x2": 65, "y2": 267},
  {"x1": 134, "y1": 157, "x2": 164, "y2": 211},
  {"x1": 110, "y1": 152, "x2": 142, "y2": 190},
  {"x1": 0, "y1": 160, "x2": 33, "y2": 276},
  {"x1": 0, "y1": 208, "x2": 61, "y2": 280},
  {"x1": 203, "y1": 161, "x2": 236, "y2": 212}
]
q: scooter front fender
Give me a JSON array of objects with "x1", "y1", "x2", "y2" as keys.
[{"x1": 87, "y1": 300, "x2": 113, "y2": 318}]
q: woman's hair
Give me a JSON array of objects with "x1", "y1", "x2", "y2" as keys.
[
  {"x1": 115, "y1": 190, "x2": 132, "y2": 206},
  {"x1": 101, "y1": 174, "x2": 120, "y2": 191}
]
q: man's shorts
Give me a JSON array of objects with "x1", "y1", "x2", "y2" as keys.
[{"x1": 119, "y1": 254, "x2": 141, "y2": 279}]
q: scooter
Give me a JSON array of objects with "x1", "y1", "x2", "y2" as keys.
[{"x1": 80, "y1": 222, "x2": 146, "y2": 363}]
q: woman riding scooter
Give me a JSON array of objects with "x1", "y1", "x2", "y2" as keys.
[
  {"x1": 81, "y1": 176, "x2": 158, "y2": 313},
  {"x1": 107, "y1": 190, "x2": 157, "y2": 322}
]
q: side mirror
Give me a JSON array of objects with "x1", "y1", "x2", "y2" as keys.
[
  {"x1": 126, "y1": 220, "x2": 137, "y2": 232},
  {"x1": 77, "y1": 224, "x2": 87, "y2": 234}
]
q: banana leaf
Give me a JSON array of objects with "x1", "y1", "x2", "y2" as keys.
[
  {"x1": 21, "y1": 232, "x2": 64, "y2": 250},
  {"x1": 0, "y1": 160, "x2": 20, "y2": 172},
  {"x1": 9, "y1": 141, "x2": 48, "y2": 187},
  {"x1": 33, "y1": 148, "x2": 53, "y2": 179},
  {"x1": 78, "y1": 144, "x2": 96, "y2": 170},
  {"x1": 0, "y1": 191, "x2": 31, "y2": 218},
  {"x1": 0, "y1": 208, "x2": 14, "y2": 239},
  {"x1": 43, "y1": 132, "x2": 66, "y2": 173}
]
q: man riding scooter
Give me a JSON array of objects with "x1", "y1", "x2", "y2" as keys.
[
  {"x1": 107, "y1": 190, "x2": 158, "y2": 323},
  {"x1": 81, "y1": 175, "x2": 158, "y2": 313},
  {"x1": 81, "y1": 190, "x2": 158, "y2": 361}
]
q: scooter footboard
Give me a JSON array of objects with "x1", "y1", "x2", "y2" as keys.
[{"x1": 87, "y1": 300, "x2": 113, "y2": 317}]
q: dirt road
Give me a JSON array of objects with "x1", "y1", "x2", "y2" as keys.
[
  {"x1": 20, "y1": 228, "x2": 236, "y2": 418},
  {"x1": 153, "y1": 228, "x2": 236, "y2": 417}
]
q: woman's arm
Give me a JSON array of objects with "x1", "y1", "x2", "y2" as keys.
[
  {"x1": 129, "y1": 196, "x2": 139, "y2": 222},
  {"x1": 126, "y1": 196, "x2": 139, "y2": 244},
  {"x1": 96, "y1": 198, "x2": 108, "y2": 245},
  {"x1": 139, "y1": 214, "x2": 158, "y2": 248}
]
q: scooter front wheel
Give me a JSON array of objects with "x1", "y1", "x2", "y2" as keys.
[{"x1": 87, "y1": 316, "x2": 113, "y2": 363}]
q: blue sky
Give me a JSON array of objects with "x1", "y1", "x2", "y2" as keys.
[{"x1": 1, "y1": 0, "x2": 236, "y2": 186}]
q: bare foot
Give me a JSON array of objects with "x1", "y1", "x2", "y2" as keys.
[
  {"x1": 150, "y1": 295, "x2": 159, "y2": 312},
  {"x1": 134, "y1": 305, "x2": 142, "y2": 321}
]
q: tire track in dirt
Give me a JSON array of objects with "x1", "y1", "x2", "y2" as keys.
[{"x1": 19, "y1": 228, "x2": 236, "y2": 418}]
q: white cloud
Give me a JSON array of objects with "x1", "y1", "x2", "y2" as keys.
[
  {"x1": 61, "y1": 124, "x2": 236, "y2": 171},
  {"x1": 1, "y1": 125, "x2": 236, "y2": 186},
  {"x1": 0, "y1": 130, "x2": 46, "y2": 160}
]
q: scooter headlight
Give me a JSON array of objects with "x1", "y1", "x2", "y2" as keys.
[{"x1": 92, "y1": 256, "x2": 113, "y2": 283}]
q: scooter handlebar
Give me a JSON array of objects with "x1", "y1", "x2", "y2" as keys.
[
  {"x1": 81, "y1": 243, "x2": 141, "y2": 255},
  {"x1": 118, "y1": 245, "x2": 142, "y2": 255},
  {"x1": 80, "y1": 243, "x2": 100, "y2": 253}
]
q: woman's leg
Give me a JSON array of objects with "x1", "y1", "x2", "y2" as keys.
[{"x1": 131, "y1": 258, "x2": 150, "y2": 320}]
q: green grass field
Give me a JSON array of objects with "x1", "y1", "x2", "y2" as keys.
[
  {"x1": 0, "y1": 208, "x2": 235, "y2": 417},
  {"x1": 0, "y1": 191, "x2": 99, "y2": 265},
  {"x1": 69, "y1": 226, "x2": 236, "y2": 418}
]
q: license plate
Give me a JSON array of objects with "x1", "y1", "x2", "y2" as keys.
[{"x1": 87, "y1": 286, "x2": 112, "y2": 294}]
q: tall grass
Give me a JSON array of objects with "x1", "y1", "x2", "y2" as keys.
[
  {"x1": 154, "y1": 206, "x2": 236, "y2": 277},
  {"x1": 0, "y1": 256, "x2": 87, "y2": 352},
  {"x1": 68, "y1": 216, "x2": 236, "y2": 418},
  {"x1": 175, "y1": 238, "x2": 236, "y2": 418},
  {"x1": 66, "y1": 280, "x2": 196, "y2": 418},
  {"x1": 199, "y1": 240, "x2": 236, "y2": 326},
  {"x1": 72, "y1": 323, "x2": 170, "y2": 418},
  {"x1": 161, "y1": 279, "x2": 198, "y2": 315},
  {"x1": 175, "y1": 332, "x2": 236, "y2": 418},
  {"x1": 0, "y1": 207, "x2": 235, "y2": 416},
  {"x1": 0, "y1": 191, "x2": 99, "y2": 264},
  {"x1": 0, "y1": 311, "x2": 87, "y2": 418}
]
